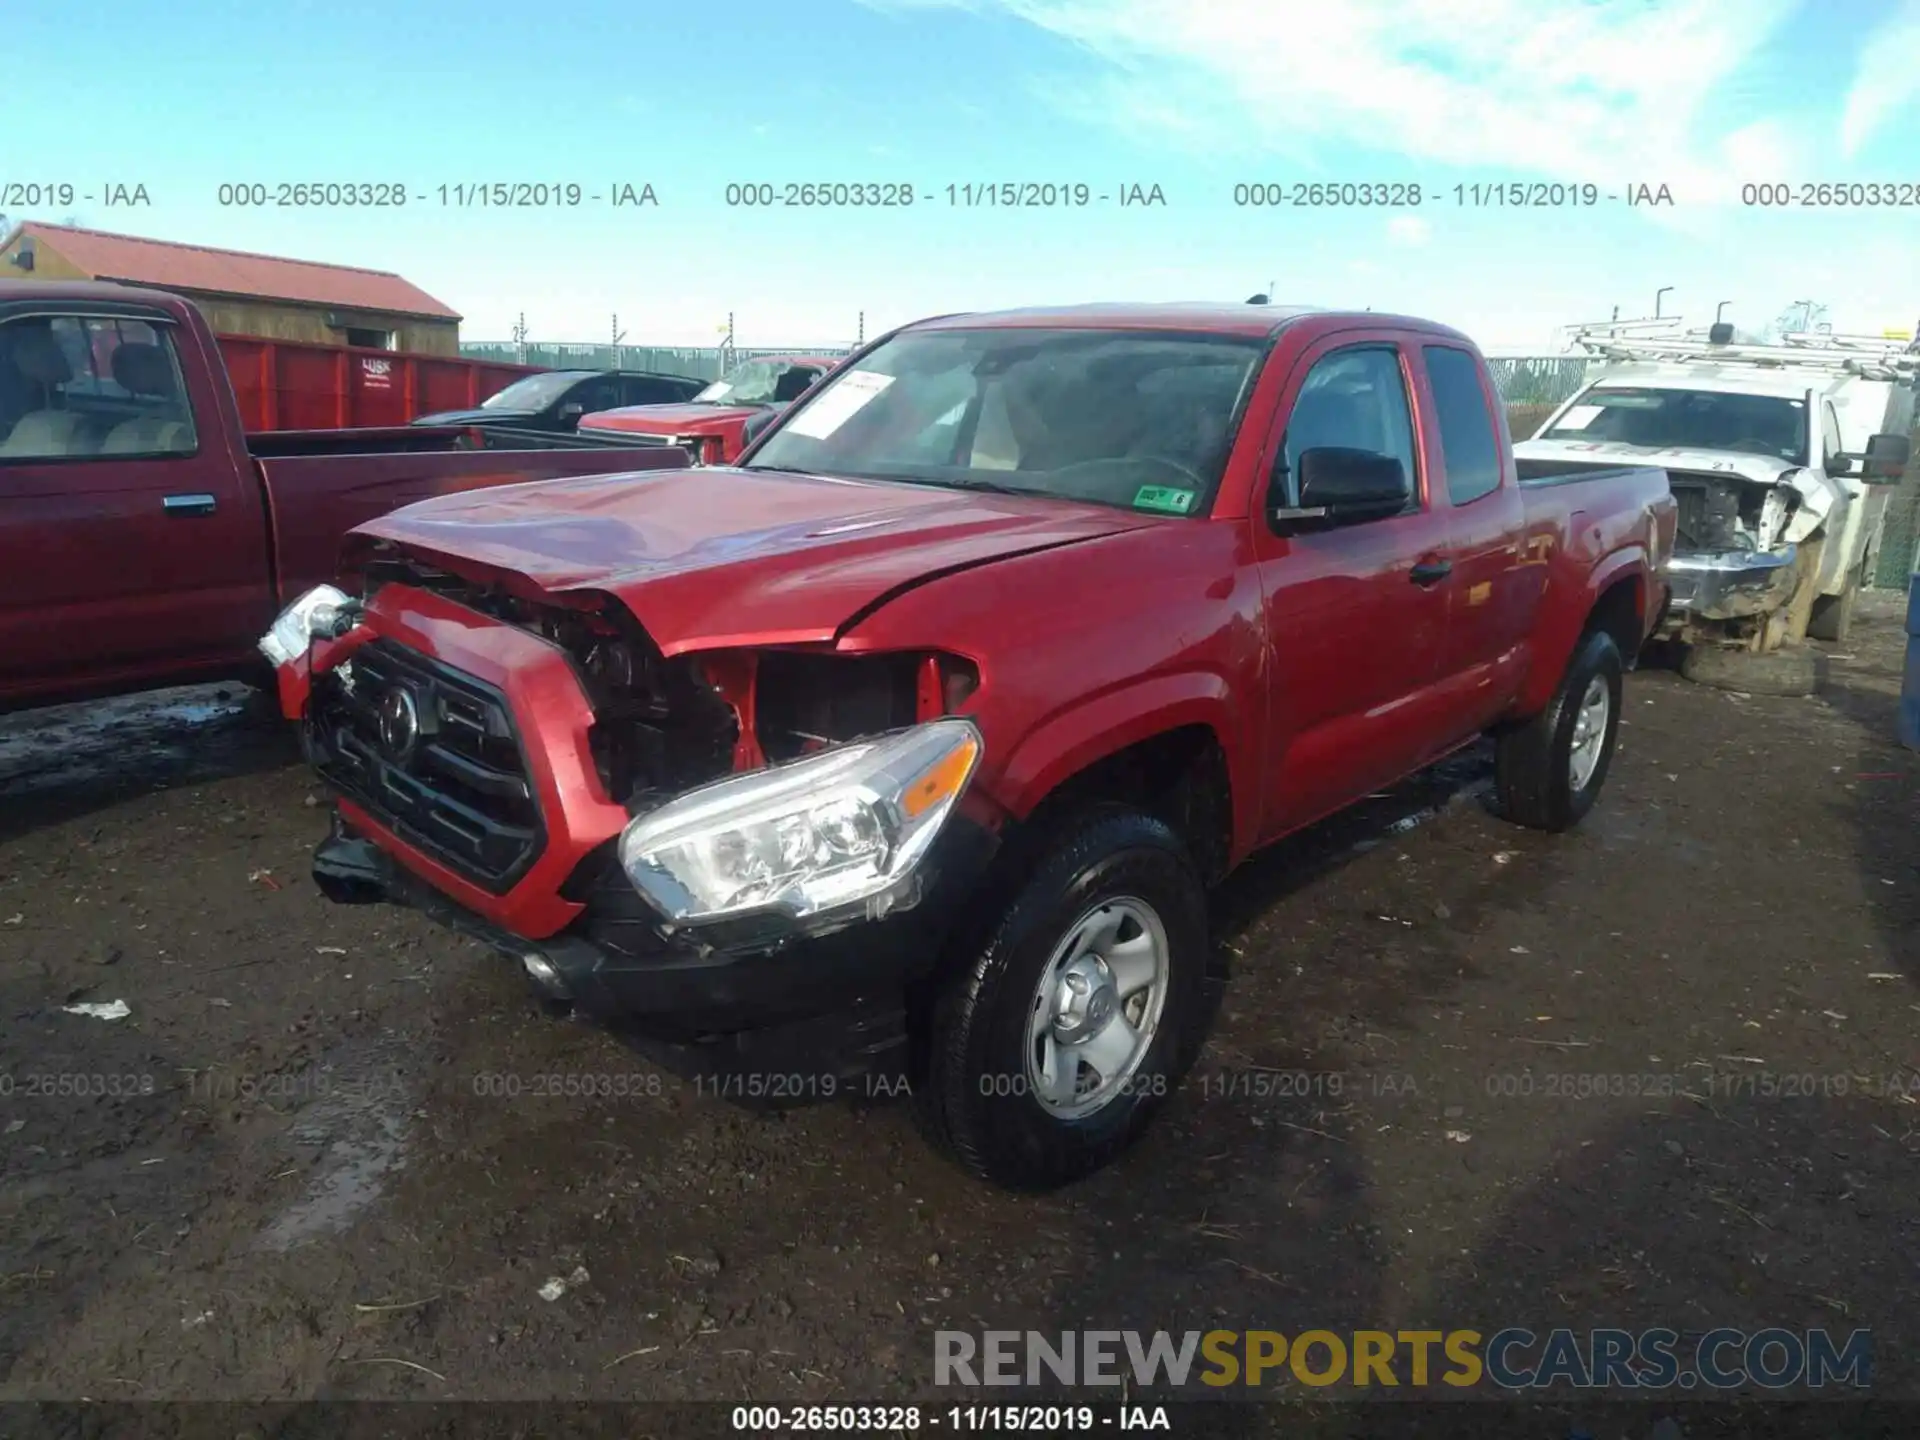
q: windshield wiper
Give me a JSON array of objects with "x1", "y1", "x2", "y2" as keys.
[{"x1": 922, "y1": 474, "x2": 1035, "y2": 497}]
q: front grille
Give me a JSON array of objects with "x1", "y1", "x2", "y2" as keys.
[
  {"x1": 307, "y1": 640, "x2": 543, "y2": 892},
  {"x1": 1670, "y1": 481, "x2": 1709, "y2": 549}
]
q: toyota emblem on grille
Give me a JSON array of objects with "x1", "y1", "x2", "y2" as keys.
[{"x1": 377, "y1": 685, "x2": 421, "y2": 763}]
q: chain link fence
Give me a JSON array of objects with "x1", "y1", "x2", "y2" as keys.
[
  {"x1": 1486, "y1": 355, "x2": 1596, "y2": 406},
  {"x1": 460, "y1": 341, "x2": 856, "y2": 382},
  {"x1": 1488, "y1": 356, "x2": 1594, "y2": 449}
]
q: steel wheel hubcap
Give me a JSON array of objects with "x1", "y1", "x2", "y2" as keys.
[
  {"x1": 1568, "y1": 674, "x2": 1610, "y2": 791},
  {"x1": 1026, "y1": 897, "x2": 1169, "y2": 1119}
]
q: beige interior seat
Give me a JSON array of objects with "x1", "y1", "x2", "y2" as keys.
[
  {"x1": 0, "y1": 328, "x2": 87, "y2": 457},
  {"x1": 100, "y1": 343, "x2": 193, "y2": 454}
]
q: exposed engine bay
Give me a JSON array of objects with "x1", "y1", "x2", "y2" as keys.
[
  {"x1": 355, "y1": 552, "x2": 980, "y2": 814},
  {"x1": 1665, "y1": 469, "x2": 1800, "y2": 554}
]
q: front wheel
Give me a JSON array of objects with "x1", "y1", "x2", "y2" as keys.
[
  {"x1": 1493, "y1": 629, "x2": 1624, "y2": 832},
  {"x1": 919, "y1": 808, "x2": 1209, "y2": 1191},
  {"x1": 1806, "y1": 563, "x2": 1862, "y2": 644}
]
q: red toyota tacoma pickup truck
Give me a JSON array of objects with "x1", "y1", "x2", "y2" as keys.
[
  {"x1": 0, "y1": 280, "x2": 690, "y2": 714},
  {"x1": 269, "y1": 303, "x2": 1674, "y2": 1190}
]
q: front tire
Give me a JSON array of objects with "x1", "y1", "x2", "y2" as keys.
[
  {"x1": 919, "y1": 808, "x2": 1209, "y2": 1191},
  {"x1": 1806, "y1": 564, "x2": 1862, "y2": 644},
  {"x1": 1494, "y1": 629, "x2": 1623, "y2": 832}
]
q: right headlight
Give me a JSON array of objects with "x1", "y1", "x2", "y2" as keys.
[
  {"x1": 258, "y1": 584, "x2": 353, "y2": 666},
  {"x1": 616, "y1": 718, "x2": 982, "y2": 928}
]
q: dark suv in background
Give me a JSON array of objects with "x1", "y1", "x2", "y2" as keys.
[{"x1": 411, "y1": 369, "x2": 706, "y2": 436}]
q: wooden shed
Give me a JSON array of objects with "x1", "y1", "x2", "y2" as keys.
[{"x1": 0, "y1": 222, "x2": 462, "y2": 355}]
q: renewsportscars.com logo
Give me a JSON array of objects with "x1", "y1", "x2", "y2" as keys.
[{"x1": 934, "y1": 1328, "x2": 1873, "y2": 1391}]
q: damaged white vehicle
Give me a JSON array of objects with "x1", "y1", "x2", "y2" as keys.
[{"x1": 1514, "y1": 329, "x2": 1915, "y2": 652}]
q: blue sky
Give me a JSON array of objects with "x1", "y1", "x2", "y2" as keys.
[{"x1": 5, "y1": 0, "x2": 1917, "y2": 349}]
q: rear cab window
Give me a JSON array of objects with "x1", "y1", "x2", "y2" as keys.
[{"x1": 1422, "y1": 344, "x2": 1504, "y2": 505}]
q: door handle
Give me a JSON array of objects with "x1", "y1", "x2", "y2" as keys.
[
  {"x1": 163, "y1": 493, "x2": 218, "y2": 517},
  {"x1": 1410, "y1": 558, "x2": 1453, "y2": 587}
]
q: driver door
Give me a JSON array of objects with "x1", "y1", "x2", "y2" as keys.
[{"x1": 1246, "y1": 334, "x2": 1456, "y2": 839}]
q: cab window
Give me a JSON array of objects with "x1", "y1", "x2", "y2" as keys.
[
  {"x1": 1423, "y1": 344, "x2": 1503, "y2": 505},
  {"x1": 0, "y1": 315, "x2": 198, "y2": 461},
  {"x1": 1272, "y1": 345, "x2": 1418, "y2": 515}
]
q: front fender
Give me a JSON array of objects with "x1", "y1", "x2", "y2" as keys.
[{"x1": 989, "y1": 670, "x2": 1254, "y2": 854}]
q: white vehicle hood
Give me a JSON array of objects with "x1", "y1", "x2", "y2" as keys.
[{"x1": 1513, "y1": 437, "x2": 1836, "y2": 542}]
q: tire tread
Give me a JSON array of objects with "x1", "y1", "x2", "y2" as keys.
[{"x1": 918, "y1": 806, "x2": 1204, "y2": 1190}]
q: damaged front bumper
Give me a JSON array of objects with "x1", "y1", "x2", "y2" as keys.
[
  {"x1": 1662, "y1": 545, "x2": 1799, "y2": 624},
  {"x1": 281, "y1": 578, "x2": 1006, "y2": 1084},
  {"x1": 311, "y1": 801, "x2": 1000, "y2": 1084}
]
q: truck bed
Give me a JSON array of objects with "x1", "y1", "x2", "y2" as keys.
[{"x1": 1516, "y1": 458, "x2": 1668, "y2": 487}]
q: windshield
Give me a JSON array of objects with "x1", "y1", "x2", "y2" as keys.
[
  {"x1": 479, "y1": 373, "x2": 589, "y2": 411},
  {"x1": 744, "y1": 328, "x2": 1264, "y2": 515},
  {"x1": 1543, "y1": 385, "x2": 1809, "y2": 465},
  {"x1": 695, "y1": 359, "x2": 810, "y2": 405}
]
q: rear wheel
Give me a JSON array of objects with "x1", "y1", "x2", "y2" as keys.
[
  {"x1": 919, "y1": 808, "x2": 1208, "y2": 1191},
  {"x1": 1493, "y1": 629, "x2": 1623, "y2": 832}
]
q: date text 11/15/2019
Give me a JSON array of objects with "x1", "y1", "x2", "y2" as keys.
[{"x1": 1230, "y1": 181, "x2": 1677, "y2": 208}]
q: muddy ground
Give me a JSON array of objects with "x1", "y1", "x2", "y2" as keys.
[{"x1": 1, "y1": 601, "x2": 1916, "y2": 1416}]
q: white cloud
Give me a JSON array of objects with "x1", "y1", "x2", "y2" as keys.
[
  {"x1": 1841, "y1": 0, "x2": 1920, "y2": 156},
  {"x1": 1387, "y1": 215, "x2": 1431, "y2": 247},
  {"x1": 860, "y1": 0, "x2": 1809, "y2": 200}
]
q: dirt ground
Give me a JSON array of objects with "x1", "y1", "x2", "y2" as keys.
[{"x1": 1, "y1": 598, "x2": 1916, "y2": 1415}]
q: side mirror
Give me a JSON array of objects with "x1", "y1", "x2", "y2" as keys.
[
  {"x1": 1859, "y1": 432, "x2": 1911, "y2": 483},
  {"x1": 1276, "y1": 446, "x2": 1408, "y2": 525},
  {"x1": 559, "y1": 403, "x2": 585, "y2": 422}
]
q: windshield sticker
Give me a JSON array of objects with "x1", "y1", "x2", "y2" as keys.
[
  {"x1": 1133, "y1": 484, "x2": 1196, "y2": 514},
  {"x1": 1557, "y1": 404, "x2": 1605, "y2": 429},
  {"x1": 782, "y1": 370, "x2": 895, "y2": 439}
]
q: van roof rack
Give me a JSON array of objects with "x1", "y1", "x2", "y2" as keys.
[{"x1": 1570, "y1": 328, "x2": 1917, "y2": 381}]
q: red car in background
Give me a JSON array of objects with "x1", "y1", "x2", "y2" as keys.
[{"x1": 577, "y1": 353, "x2": 843, "y2": 464}]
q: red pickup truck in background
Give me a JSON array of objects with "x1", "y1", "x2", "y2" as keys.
[
  {"x1": 272, "y1": 302, "x2": 1674, "y2": 1190},
  {"x1": 0, "y1": 281, "x2": 691, "y2": 714},
  {"x1": 577, "y1": 353, "x2": 843, "y2": 464}
]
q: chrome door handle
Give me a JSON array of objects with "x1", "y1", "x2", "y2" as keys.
[{"x1": 163, "y1": 493, "x2": 217, "y2": 516}]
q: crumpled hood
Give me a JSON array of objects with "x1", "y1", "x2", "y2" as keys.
[
  {"x1": 1514, "y1": 435, "x2": 1840, "y2": 537},
  {"x1": 351, "y1": 465, "x2": 1155, "y2": 656},
  {"x1": 1513, "y1": 437, "x2": 1803, "y2": 489},
  {"x1": 582, "y1": 402, "x2": 766, "y2": 435}
]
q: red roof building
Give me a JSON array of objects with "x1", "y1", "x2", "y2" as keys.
[{"x1": 0, "y1": 222, "x2": 462, "y2": 355}]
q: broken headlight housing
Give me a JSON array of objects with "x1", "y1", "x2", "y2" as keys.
[
  {"x1": 258, "y1": 584, "x2": 357, "y2": 666},
  {"x1": 616, "y1": 718, "x2": 981, "y2": 927}
]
